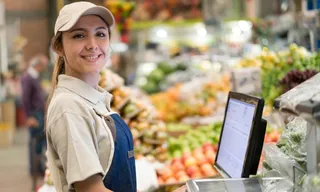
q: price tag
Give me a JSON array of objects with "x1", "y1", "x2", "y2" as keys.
[{"x1": 231, "y1": 67, "x2": 262, "y2": 95}]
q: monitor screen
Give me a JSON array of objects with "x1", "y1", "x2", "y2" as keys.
[{"x1": 215, "y1": 92, "x2": 264, "y2": 178}]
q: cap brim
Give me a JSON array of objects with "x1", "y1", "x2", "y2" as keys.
[{"x1": 59, "y1": 6, "x2": 115, "y2": 33}]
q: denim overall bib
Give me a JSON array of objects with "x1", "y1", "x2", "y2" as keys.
[{"x1": 103, "y1": 113, "x2": 137, "y2": 192}]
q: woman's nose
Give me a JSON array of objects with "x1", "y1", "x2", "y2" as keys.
[{"x1": 85, "y1": 37, "x2": 98, "y2": 50}]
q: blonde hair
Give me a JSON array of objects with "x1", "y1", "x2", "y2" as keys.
[{"x1": 46, "y1": 32, "x2": 65, "y2": 108}]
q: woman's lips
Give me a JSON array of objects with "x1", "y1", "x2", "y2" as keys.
[{"x1": 81, "y1": 54, "x2": 102, "y2": 62}]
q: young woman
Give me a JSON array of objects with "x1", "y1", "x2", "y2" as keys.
[{"x1": 46, "y1": 2, "x2": 136, "y2": 192}]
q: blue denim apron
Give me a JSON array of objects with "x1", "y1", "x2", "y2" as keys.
[{"x1": 103, "y1": 113, "x2": 137, "y2": 192}]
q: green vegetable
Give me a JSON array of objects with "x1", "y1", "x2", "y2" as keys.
[
  {"x1": 290, "y1": 132, "x2": 303, "y2": 144},
  {"x1": 311, "y1": 176, "x2": 320, "y2": 186}
]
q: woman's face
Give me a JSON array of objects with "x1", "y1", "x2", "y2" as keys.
[{"x1": 60, "y1": 15, "x2": 110, "y2": 77}]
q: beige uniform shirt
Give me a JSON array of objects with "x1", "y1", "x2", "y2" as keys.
[{"x1": 46, "y1": 75, "x2": 116, "y2": 192}]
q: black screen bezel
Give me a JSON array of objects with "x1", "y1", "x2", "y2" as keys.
[{"x1": 214, "y1": 91, "x2": 264, "y2": 178}]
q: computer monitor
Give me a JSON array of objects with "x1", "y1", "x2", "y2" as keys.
[{"x1": 214, "y1": 91, "x2": 266, "y2": 178}]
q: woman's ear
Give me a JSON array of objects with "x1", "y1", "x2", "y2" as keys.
[{"x1": 54, "y1": 47, "x2": 64, "y2": 57}]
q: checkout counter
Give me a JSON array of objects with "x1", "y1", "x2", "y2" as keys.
[
  {"x1": 186, "y1": 177, "x2": 297, "y2": 192},
  {"x1": 185, "y1": 92, "x2": 298, "y2": 192}
]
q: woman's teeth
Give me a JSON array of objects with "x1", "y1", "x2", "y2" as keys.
[{"x1": 85, "y1": 55, "x2": 98, "y2": 60}]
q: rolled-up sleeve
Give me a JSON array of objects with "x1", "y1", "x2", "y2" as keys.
[{"x1": 49, "y1": 112, "x2": 103, "y2": 188}]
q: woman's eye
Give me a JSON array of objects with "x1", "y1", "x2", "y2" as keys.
[
  {"x1": 73, "y1": 34, "x2": 84, "y2": 39},
  {"x1": 96, "y1": 32, "x2": 106, "y2": 37}
]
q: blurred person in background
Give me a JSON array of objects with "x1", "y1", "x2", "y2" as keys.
[
  {"x1": 0, "y1": 73, "x2": 8, "y2": 101},
  {"x1": 110, "y1": 52, "x2": 136, "y2": 85},
  {"x1": 110, "y1": 53, "x2": 127, "y2": 83},
  {"x1": 21, "y1": 54, "x2": 48, "y2": 192}
]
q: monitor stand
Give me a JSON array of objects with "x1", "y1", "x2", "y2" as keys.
[{"x1": 249, "y1": 118, "x2": 267, "y2": 176}]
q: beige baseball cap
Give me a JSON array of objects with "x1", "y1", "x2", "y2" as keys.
[{"x1": 54, "y1": 1, "x2": 115, "y2": 35}]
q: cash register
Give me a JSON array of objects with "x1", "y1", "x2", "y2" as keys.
[{"x1": 186, "y1": 92, "x2": 293, "y2": 192}]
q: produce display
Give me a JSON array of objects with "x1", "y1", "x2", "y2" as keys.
[
  {"x1": 132, "y1": 0, "x2": 202, "y2": 22},
  {"x1": 275, "y1": 120, "x2": 307, "y2": 171},
  {"x1": 279, "y1": 69, "x2": 318, "y2": 93},
  {"x1": 104, "y1": 0, "x2": 135, "y2": 43},
  {"x1": 167, "y1": 123, "x2": 221, "y2": 159},
  {"x1": 141, "y1": 61, "x2": 187, "y2": 94},
  {"x1": 166, "y1": 123, "x2": 193, "y2": 133},
  {"x1": 156, "y1": 143, "x2": 218, "y2": 185},
  {"x1": 236, "y1": 44, "x2": 320, "y2": 106},
  {"x1": 100, "y1": 69, "x2": 229, "y2": 164},
  {"x1": 99, "y1": 68, "x2": 125, "y2": 91},
  {"x1": 150, "y1": 74, "x2": 230, "y2": 122},
  {"x1": 110, "y1": 87, "x2": 170, "y2": 162},
  {"x1": 99, "y1": 69, "x2": 169, "y2": 162},
  {"x1": 261, "y1": 117, "x2": 307, "y2": 182},
  {"x1": 264, "y1": 127, "x2": 281, "y2": 144}
]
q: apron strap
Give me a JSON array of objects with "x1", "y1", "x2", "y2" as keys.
[{"x1": 93, "y1": 108, "x2": 116, "y2": 142}]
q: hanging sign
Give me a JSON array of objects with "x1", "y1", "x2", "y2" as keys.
[{"x1": 231, "y1": 67, "x2": 262, "y2": 95}]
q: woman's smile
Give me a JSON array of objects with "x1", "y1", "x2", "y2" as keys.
[{"x1": 81, "y1": 54, "x2": 103, "y2": 63}]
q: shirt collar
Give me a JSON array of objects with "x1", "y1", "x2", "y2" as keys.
[
  {"x1": 27, "y1": 67, "x2": 39, "y2": 79},
  {"x1": 57, "y1": 74, "x2": 112, "y2": 105}
]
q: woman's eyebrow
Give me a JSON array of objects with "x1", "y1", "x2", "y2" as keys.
[
  {"x1": 69, "y1": 26, "x2": 107, "y2": 33},
  {"x1": 95, "y1": 26, "x2": 107, "y2": 31},
  {"x1": 69, "y1": 28, "x2": 86, "y2": 33}
]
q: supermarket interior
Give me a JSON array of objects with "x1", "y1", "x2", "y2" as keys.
[{"x1": 2, "y1": 0, "x2": 320, "y2": 192}]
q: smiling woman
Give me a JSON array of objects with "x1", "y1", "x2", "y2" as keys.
[
  {"x1": 58, "y1": 15, "x2": 110, "y2": 88},
  {"x1": 46, "y1": 2, "x2": 137, "y2": 192}
]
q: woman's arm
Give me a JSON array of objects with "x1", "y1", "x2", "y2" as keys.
[{"x1": 74, "y1": 174, "x2": 112, "y2": 192}]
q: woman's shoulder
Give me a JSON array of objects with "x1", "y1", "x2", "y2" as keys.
[
  {"x1": 46, "y1": 89, "x2": 92, "y2": 124},
  {"x1": 49, "y1": 89, "x2": 82, "y2": 107}
]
